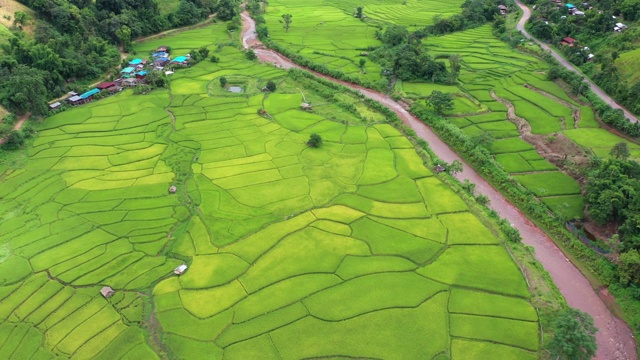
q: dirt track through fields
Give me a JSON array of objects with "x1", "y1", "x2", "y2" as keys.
[{"x1": 240, "y1": 10, "x2": 637, "y2": 359}]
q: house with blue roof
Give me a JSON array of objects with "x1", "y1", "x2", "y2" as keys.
[
  {"x1": 170, "y1": 56, "x2": 189, "y2": 66},
  {"x1": 120, "y1": 67, "x2": 136, "y2": 78},
  {"x1": 129, "y1": 58, "x2": 144, "y2": 66}
]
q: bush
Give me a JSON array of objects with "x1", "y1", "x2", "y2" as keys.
[
  {"x1": 245, "y1": 49, "x2": 257, "y2": 61},
  {"x1": 307, "y1": 133, "x2": 323, "y2": 148},
  {"x1": 220, "y1": 77, "x2": 227, "y2": 87},
  {"x1": 1, "y1": 130, "x2": 25, "y2": 150},
  {"x1": 210, "y1": 55, "x2": 220, "y2": 63},
  {"x1": 265, "y1": 80, "x2": 276, "y2": 92}
]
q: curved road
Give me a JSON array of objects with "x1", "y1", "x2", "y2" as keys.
[
  {"x1": 515, "y1": 0, "x2": 638, "y2": 124},
  {"x1": 241, "y1": 11, "x2": 636, "y2": 359}
]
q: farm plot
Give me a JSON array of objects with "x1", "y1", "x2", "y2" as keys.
[
  {"x1": 264, "y1": 0, "x2": 383, "y2": 81},
  {"x1": 424, "y1": 26, "x2": 587, "y2": 218},
  {"x1": 0, "y1": 21, "x2": 537, "y2": 358}
]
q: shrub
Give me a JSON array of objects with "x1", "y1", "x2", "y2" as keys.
[
  {"x1": 220, "y1": 77, "x2": 227, "y2": 87},
  {"x1": 245, "y1": 49, "x2": 257, "y2": 61},
  {"x1": 266, "y1": 80, "x2": 276, "y2": 92},
  {"x1": 307, "y1": 133, "x2": 323, "y2": 148},
  {"x1": 1, "y1": 130, "x2": 25, "y2": 150}
]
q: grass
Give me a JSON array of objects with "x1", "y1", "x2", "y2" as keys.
[
  {"x1": 513, "y1": 172, "x2": 582, "y2": 197},
  {"x1": 616, "y1": 47, "x2": 640, "y2": 85},
  {"x1": 0, "y1": 19, "x2": 540, "y2": 359},
  {"x1": 564, "y1": 128, "x2": 640, "y2": 160}
]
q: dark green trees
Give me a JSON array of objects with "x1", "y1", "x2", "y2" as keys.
[
  {"x1": 426, "y1": 91, "x2": 454, "y2": 115},
  {"x1": 307, "y1": 133, "x2": 322, "y2": 148},
  {"x1": 216, "y1": 0, "x2": 240, "y2": 21},
  {"x1": 370, "y1": 25, "x2": 449, "y2": 83},
  {"x1": 548, "y1": 308, "x2": 597, "y2": 360},
  {"x1": 265, "y1": 80, "x2": 276, "y2": 92}
]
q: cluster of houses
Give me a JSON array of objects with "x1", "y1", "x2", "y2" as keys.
[
  {"x1": 550, "y1": 0, "x2": 629, "y2": 31},
  {"x1": 49, "y1": 45, "x2": 191, "y2": 110},
  {"x1": 560, "y1": 37, "x2": 595, "y2": 60}
]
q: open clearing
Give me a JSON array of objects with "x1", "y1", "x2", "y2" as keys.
[{"x1": 0, "y1": 21, "x2": 538, "y2": 358}]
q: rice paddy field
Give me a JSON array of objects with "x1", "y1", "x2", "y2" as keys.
[
  {"x1": 0, "y1": 21, "x2": 539, "y2": 359},
  {"x1": 260, "y1": 0, "x2": 640, "y2": 221}
]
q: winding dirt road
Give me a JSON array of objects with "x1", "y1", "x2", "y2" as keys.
[
  {"x1": 515, "y1": 0, "x2": 638, "y2": 124},
  {"x1": 240, "y1": 11, "x2": 637, "y2": 359}
]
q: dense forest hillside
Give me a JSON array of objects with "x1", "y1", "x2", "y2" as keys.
[{"x1": 0, "y1": 0, "x2": 219, "y2": 115}]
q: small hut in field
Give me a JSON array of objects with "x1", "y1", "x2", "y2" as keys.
[
  {"x1": 174, "y1": 264, "x2": 188, "y2": 275},
  {"x1": 100, "y1": 286, "x2": 115, "y2": 298}
]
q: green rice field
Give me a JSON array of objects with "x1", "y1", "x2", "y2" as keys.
[
  {"x1": 0, "y1": 21, "x2": 539, "y2": 359},
  {"x1": 260, "y1": 0, "x2": 640, "y2": 220}
]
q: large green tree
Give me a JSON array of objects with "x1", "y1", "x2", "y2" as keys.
[
  {"x1": 216, "y1": 0, "x2": 239, "y2": 21},
  {"x1": 548, "y1": 308, "x2": 597, "y2": 360},
  {"x1": 0, "y1": 65, "x2": 48, "y2": 115},
  {"x1": 427, "y1": 91, "x2": 454, "y2": 115}
]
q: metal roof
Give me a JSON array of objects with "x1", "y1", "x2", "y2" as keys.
[{"x1": 80, "y1": 88, "x2": 100, "y2": 99}]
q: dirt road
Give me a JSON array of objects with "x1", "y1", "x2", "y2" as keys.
[
  {"x1": 240, "y1": 11, "x2": 637, "y2": 359},
  {"x1": 515, "y1": 0, "x2": 638, "y2": 124}
]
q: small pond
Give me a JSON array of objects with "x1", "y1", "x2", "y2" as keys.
[{"x1": 228, "y1": 86, "x2": 243, "y2": 93}]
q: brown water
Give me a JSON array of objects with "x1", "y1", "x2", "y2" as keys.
[{"x1": 240, "y1": 11, "x2": 637, "y2": 359}]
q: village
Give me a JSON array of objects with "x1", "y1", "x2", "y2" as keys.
[
  {"x1": 546, "y1": 1, "x2": 628, "y2": 53},
  {"x1": 48, "y1": 45, "x2": 190, "y2": 111}
]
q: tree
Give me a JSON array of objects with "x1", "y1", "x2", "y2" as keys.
[
  {"x1": 307, "y1": 133, "x2": 322, "y2": 148},
  {"x1": 618, "y1": 249, "x2": 640, "y2": 285},
  {"x1": 610, "y1": 142, "x2": 630, "y2": 160},
  {"x1": 145, "y1": 71, "x2": 168, "y2": 88},
  {"x1": 447, "y1": 159, "x2": 463, "y2": 174},
  {"x1": 216, "y1": 0, "x2": 239, "y2": 21},
  {"x1": 471, "y1": 131, "x2": 494, "y2": 148},
  {"x1": 265, "y1": 80, "x2": 276, "y2": 92},
  {"x1": 210, "y1": 55, "x2": 220, "y2": 63},
  {"x1": 380, "y1": 25, "x2": 408, "y2": 46},
  {"x1": 355, "y1": 6, "x2": 364, "y2": 19},
  {"x1": 427, "y1": 91, "x2": 454, "y2": 115},
  {"x1": 548, "y1": 308, "x2": 597, "y2": 360},
  {"x1": 115, "y1": 25, "x2": 132, "y2": 52},
  {"x1": 245, "y1": 49, "x2": 257, "y2": 60},
  {"x1": 359, "y1": 58, "x2": 366, "y2": 69},
  {"x1": 449, "y1": 54, "x2": 461, "y2": 83},
  {"x1": 280, "y1": 14, "x2": 292, "y2": 32},
  {"x1": 13, "y1": 11, "x2": 30, "y2": 30},
  {"x1": 1, "y1": 130, "x2": 25, "y2": 150},
  {"x1": 0, "y1": 65, "x2": 48, "y2": 115},
  {"x1": 219, "y1": 76, "x2": 227, "y2": 87}
]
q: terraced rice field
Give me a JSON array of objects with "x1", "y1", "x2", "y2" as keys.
[
  {"x1": 260, "y1": 0, "x2": 640, "y2": 220},
  {"x1": 0, "y1": 23, "x2": 538, "y2": 359}
]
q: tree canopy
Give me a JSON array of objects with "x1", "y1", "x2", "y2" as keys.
[
  {"x1": 585, "y1": 157, "x2": 640, "y2": 251},
  {"x1": 370, "y1": 26, "x2": 450, "y2": 83},
  {"x1": 548, "y1": 308, "x2": 597, "y2": 360}
]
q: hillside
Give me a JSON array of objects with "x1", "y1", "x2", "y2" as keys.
[{"x1": 0, "y1": 0, "x2": 36, "y2": 40}]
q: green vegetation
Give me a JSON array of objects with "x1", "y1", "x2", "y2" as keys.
[
  {"x1": 0, "y1": 19, "x2": 539, "y2": 358},
  {"x1": 0, "y1": 0, "x2": 217, "y2": 115},
  {"x1": 527, "y1": 0, "x2": 640, "y2": 120},
  {"x1": 547, "y1": 308, "x2": 598, "y2": 360}
]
